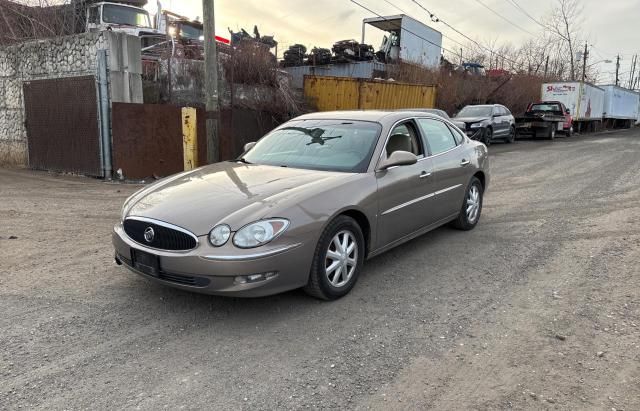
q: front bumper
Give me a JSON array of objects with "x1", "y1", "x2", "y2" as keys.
[
  {"x1": 464, "y1": 127, "x2": 485, "y2": 140},
  {"x1": 112, "y1": 223, "x2": 315, "y2": 297}
]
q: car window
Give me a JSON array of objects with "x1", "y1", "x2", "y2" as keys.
[
  {"x1": 448, "y1": 124, "x2": 464, "y2": 144},
  {"x1": 502, "y1": 106, "x2": 511, "y2": 116},
  {"x1": 416, "y1": 119, "x2": 458, "y2": 155},
  {"x1": 386, "y1": 122, "x2": 424, "y2": 158},
  {"x1": 493, "y1": 107, "x2": 503, "y2": 116}
]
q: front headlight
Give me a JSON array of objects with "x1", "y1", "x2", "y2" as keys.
[
  {"x1": 233, "y1": 219, "x2": 290, "y2": 249},
  {"x1": 470, "y1": 122, "x2": 484, "y2": 128},
  {"x1": 209, "y1": 224, "x2": 231, "y2": 247}
]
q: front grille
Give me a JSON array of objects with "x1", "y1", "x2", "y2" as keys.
[
  {"x1": 123, "y1": 218, "x2": 197, "y2": 251},
  {"x1": 159, "y1": 272, "x2": 210, "y2": 287},
  {"x1": 117, "y1": 252, "x2": 210, "y2": 287}
]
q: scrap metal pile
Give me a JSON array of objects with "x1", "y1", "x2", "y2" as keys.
[
  {"x1": 229, "y1": 26, "x2": 278, "y2": 50},
  {"x1": 281, "y1": 39, "x2": 375, "y2": 67}
]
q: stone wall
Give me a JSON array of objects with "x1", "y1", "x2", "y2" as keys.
[{"x1": 0, "y1": 31, "x2": 143, "y2": 167}]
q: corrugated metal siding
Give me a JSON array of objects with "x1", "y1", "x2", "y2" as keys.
[{"x1": 304, "y1": 75, "x2": 437, "y2": 111}]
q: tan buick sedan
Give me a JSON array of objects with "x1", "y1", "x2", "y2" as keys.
[{"x1": 113, "y1": 111, "x2": 490, "y2": 300}]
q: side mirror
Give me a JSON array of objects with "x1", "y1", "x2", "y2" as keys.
[
  {"x1": 492, "y1": 113, "x2": 500, "y2": 118},
  {"x1": 243, "y1": 142, "x2": 256, "y2": 152},
  {"x1": 566, "y1": 109, "x2": 570, "y2": 114},
  {"x1": 379, "y1": 150, "x2": 418, "y2": 170}
]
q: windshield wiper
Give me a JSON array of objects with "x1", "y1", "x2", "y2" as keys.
[{"x1": 236, "y1": 157, "x2": 252, "y2": 164}]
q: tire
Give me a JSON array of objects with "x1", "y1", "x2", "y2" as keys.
[
  {"x1": 505, "y1": 126, "x2": 516, "y2": 143},
  {"x1": 451, "y1": 177, "x2": 483, "y2": 231},
  {"x1": 565, "y1": 126, "x2": 573, "y2": 137},
  {"x1": 547, "y1": 125, "x2": 556, "y2": 140},
  {"x1": 304, "y1": 215, "x2": 365, "y2": 300},
  {"x1": 483, "y1": 128, "x2": 492, "y2": 146}
]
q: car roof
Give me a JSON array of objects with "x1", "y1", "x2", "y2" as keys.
[{"x1": 294, "y1": 110, "x2": 443, "y2": 123}]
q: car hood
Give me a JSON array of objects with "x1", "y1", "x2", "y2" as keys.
[
  {"x1": 453, "y1": 116, "x2": 491, "y2": 124},
  {"x1": 125, "y1": 162, "x2": 352, "y2": 235}
]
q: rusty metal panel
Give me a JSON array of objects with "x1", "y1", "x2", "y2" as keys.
[
  {"x1": 223, "y1": 108, "x2": 281, "y2": 160},
  {"x1": 303, "y1": 75, "x2": 437, "y2": 111},
  {"x1": 111, "y1": 103, "x2": 183, "y2": 179},
  {"x1": 23, "y1": 76, "x2": 102, "y2": 176},
  {"x1": 111, "y1": 104, "x2": 279, "y2": 179}
]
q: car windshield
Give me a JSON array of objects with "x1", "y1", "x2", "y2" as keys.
[
  {"x1": 180, "y1": 24, "x2": 203, "y2": 40},
  {"x1": 456, "y1": 106, "x2": 493, "y2": 118},
  {"x1": 242, "y1": 120, "x2": 381, "y2": 172},
  {"x1": 102, "y1": 5, "x2": 151, "y2": 28}
]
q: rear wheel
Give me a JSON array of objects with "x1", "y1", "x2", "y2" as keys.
[
  {"x1": 304, "y1": 216, "x2": 365, "y2": 300},
  {"x1": 451, "y1": 177, "x2": 483, "y2": 231},
  {"x1": 505, "y1": 126, "x2": 516, "y2": 143}
]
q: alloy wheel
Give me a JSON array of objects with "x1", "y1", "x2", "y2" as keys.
[
  {"x1": 466, "y1": 185, "x2": 481, "y2": 223},
  {"x1": 325, "y1": 230, "x2": 358, "y2": 288}
]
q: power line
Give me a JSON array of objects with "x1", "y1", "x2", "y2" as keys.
[
  {"x1": 410, "y1": 0, "x2": 531, "y2": 71},
  {"x1": 473, "y1": 0, "x2": 535, "y2": 36},
  {"x1": 503, "y1": 0, "x2": 546, "y2": 29},
  {"x1": 349, "y1": 0, "x2": 461, "y2": 56},
  {"x1": 382, "y1": 0, "x2": 406, "y2": 14}
]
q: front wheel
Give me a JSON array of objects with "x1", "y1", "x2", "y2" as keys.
[
  {"x1": 451, "y1": 177, "x2": 483, "y2": 231},
  {"x1": 547, "y1": 126, "x2": 556, "y2": 140},
  {"x1": 304, "y1": 216, "x2": 365, "y2": 300},
  {"x1": 565, "y1": 126, "x2": 573, "y2": 137},
  {"x1": 483, "y1": 128, "x2": 493, "y2": 146}
]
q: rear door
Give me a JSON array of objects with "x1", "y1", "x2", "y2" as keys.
[
  {"x1": 376, "y1": 120, "x2": 438, "y2": 247},
  {"x1": 416, "y1": 118, "x2": 470, "y2": 222}
]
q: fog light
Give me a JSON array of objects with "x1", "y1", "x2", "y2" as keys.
[{"x1": 234, "y1": 272, "x2": 278, "y2": 284}]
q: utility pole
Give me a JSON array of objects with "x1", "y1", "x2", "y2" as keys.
[
  {"x1": 615, "y1": 54, "x2": 620, "y2": 86},
  {"x1": 544, "y1": 55, "x2": 549, "y2": 78},
  {"x1": 581, "y1": 42, "x2": 588, "y2": 82},
  {"x1": 629, "y1": 54, "x2": 638, "y2": 90},
  {"x1": 459, "y1": 48, "x2": 463, "y2": 66},
  {"x1": 203, "y1": 0, "x2": 220, "y2": 164}
]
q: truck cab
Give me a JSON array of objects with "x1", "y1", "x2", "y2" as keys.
[
  {"x1": 526, "y1": 101, "x2": 573, "y2": 136},
  {"x1": 86, "y1": 2, "x2": 161, "y2": 37}
]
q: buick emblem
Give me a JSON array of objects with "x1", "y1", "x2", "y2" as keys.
[{"x1": 143, "y1": 227, "x2": 155, "y2": 243}]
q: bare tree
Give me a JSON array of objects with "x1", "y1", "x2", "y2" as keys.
[
  {"x1": 0, "y1": 0, "x2": 80, "y2": 45},
  {"x1": 546, "y1": 0, "x2": 583, "y2": 80}
]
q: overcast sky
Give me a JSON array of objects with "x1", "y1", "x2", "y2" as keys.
[{"x1": 146, "y1": 0, "x2": 640, "y2": 84}]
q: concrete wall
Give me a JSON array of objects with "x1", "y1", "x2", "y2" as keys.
[{"x1": 0, "y1": 31, "x2": 143, "y2": 166}]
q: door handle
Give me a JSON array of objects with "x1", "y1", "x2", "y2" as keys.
[
  {"x1": 460, "y1": 159, "x2": 471, "y2": 166},
  {"x1": 419, "y1": 171, "x2": 432, "y2": 179}
]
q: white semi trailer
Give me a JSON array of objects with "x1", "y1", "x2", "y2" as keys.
[
  {"x1": 541, "y1": 81, "x2": 605, "y2": 132},
  {"x1": 601, "y1": 85, "x2": 640, "y2": 128}
]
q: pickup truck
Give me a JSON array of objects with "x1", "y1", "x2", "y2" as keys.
[{"x1": 515, "y1": 101, "x2": 573, "y2": 139}]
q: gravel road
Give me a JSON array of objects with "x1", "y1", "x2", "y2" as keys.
[{"x1": 1, "y1": 129, "x2": 639, "y2": 410}]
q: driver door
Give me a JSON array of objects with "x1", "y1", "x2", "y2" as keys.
[
  {"x1": 376, "y1": 121, "x2": 437, "y2": 248},
  {"x1": 491, "y1": 106, "x2": 503, "y2": 137}
]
